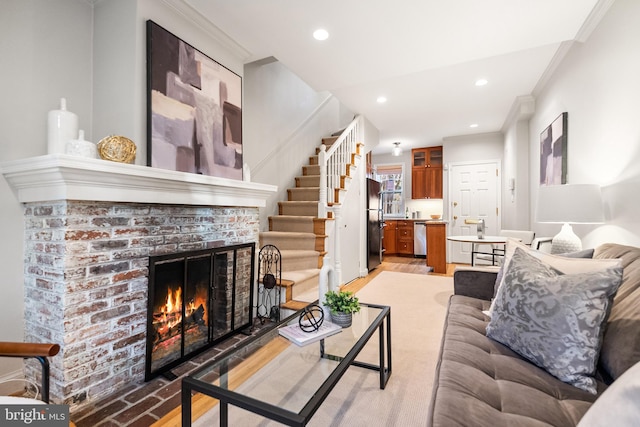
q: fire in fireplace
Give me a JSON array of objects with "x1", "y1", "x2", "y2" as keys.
[{"x1": 145, "y1": 243, "x2": 255, "y2": 380}]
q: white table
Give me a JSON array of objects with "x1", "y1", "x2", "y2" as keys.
[{"x1": 447, "y1": 235, "x2": 518, "y2": 266}]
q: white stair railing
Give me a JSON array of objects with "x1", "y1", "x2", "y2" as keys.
[
  {"x1": 318, "y1": 115, "x2": 362, "y2": 216},
  {"x1": 318, "y1": 115, "x2": 363, "y2": 286}
]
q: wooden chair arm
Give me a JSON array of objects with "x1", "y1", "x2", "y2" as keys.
[{"x1": 0, "y1": 342, "x2": 60, "y2": 358}]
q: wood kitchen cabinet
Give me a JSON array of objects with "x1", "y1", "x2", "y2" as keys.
[
  {"x1": 382, "y1": 220, "x2": 414, "y2": 256},
  {"x1": 396, "y1": 220, "x2": 414, "y2": 255},
  {"x1": 383, "y1": 220, "x2": 397, "y2": 254},
  {"x1": 426, "y1": 222, "x2": 447, "y2": 274},
  {"x1": 411, "y1": 146, "x2": 443, "y2": 199}
]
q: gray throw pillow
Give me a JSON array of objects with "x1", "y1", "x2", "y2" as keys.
[
  {"x1": 560, "y1": 248, "x2": 595, "y2": 258},
  {"x1": 492, "y1": 245, "x2": 594, "y2": 298},
  {"x1": 486, "y1": 247, "x2": 623, "y2": 394}
]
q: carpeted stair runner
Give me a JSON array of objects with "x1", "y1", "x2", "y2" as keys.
[{"x1": 260, "y1": 135, "x2": 362, "y2": 310}]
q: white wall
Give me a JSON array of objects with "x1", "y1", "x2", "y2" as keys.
[
  {"x1": 0, "y1": 0, "x2": 250, "y2": 386},
  {"x1": 443, "y1": 132, "x2": 504, "y2": 164},
  {"x1": 530, "y1": 0, "x2": 640, "y2": 248},
  {"x1": 443, "y1": 132, "x2": 504, "y2": 220},
  {"x1": 243, "y1": 59, "x2": 355, "y2": 229},
  {"x1": 502, "y1": 120, "x2": 531, "y2": 229},
  {"x1": 502, "y1": 96, "x2": 535, "y2": 230},
  {"x1": 0, "y1": 0, "x2": 94, "y2": 390},
  {"x1": 243, "y1": 58, "x2": 373, "y2": 282}
]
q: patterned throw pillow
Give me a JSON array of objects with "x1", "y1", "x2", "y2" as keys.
[
  {"x1": 489, "y1": 240, "x2": 621, "y2": 316},
  {"x1": 486, "y1": 247, "x2": 623, "y2": 394}
]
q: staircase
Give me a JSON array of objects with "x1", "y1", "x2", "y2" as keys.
[{"x1": 259, "y1": 133, "x2": 363, "y2": 311}]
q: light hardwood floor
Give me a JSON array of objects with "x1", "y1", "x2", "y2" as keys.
[
  {"x1": 153, "y1": 255, "x2": 458, "y2": 426},
  {"x1": 342, "y1": 256, "x2": 457, "y2": 294}
]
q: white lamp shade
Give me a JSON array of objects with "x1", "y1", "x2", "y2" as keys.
[{"x1": 536, "y1": 184, "x2": 604, "y2": 224}]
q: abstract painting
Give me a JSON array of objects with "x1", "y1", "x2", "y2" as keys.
[
  {"x1": 540, "y1": 112, "x2": 568, "y2": 186},
  {"x1": 146, "y1": 21, "x2": 242, "y2": 180}
]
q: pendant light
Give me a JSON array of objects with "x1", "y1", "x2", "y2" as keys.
[{"x1": 392, "y1": 142, "x2": 402, "y2": 156}]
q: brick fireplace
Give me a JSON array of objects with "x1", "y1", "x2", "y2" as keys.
[{"x1": 1, "y1": 154, "x2": 276, "y2": 408}]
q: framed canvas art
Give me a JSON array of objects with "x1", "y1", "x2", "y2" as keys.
[
  {"x1": 146, "y1": 21, "x2": 243, "y2": 180},
  {"x1": 539, "y1": 112, "x2": 568, "y2": 186}
]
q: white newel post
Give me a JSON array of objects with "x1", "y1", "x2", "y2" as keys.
[
  {"x1": 332, "y1": 206, "x2": 343, "y2": 287},
  {"x1": 318, "y1": 145, "x2": 327, "y2": 219},
  {"x1": 318, "y1": 255, "x2": 337, "y2": 320}
]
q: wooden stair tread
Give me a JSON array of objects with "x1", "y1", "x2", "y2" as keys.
[
  {"x1": 261, "y1": 230, "x2": 317, "y2": 237},
  {"x1": 281, "y1": 300, "x2": 313, "y2": 311},
  {"x1": 278, "y1": 200, "x2": 318, "y2": 204},
  {"x1": 277, "y1": 278, "x2": 295, "y2": 287}
]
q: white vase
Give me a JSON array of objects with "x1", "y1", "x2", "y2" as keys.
[
  {"x1": 66, "y1": 130, "x2": 97, "y2": 159},
  {"x1": 47, "y1": 98, "x2": 78, "y2": 155}
]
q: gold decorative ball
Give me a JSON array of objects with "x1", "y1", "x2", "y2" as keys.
[{"x1": 97, "y1": 135, "x2": 137, "y2": 164}]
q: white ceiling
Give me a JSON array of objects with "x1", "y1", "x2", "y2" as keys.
[{"x1": 183, "y1": 0, "x2": 606, "y2": 154}]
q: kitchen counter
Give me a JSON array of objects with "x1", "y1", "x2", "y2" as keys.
[{"x1": 386, "y1": 218, "x2": 447, "y2": 223}]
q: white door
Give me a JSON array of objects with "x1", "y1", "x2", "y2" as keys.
[{"x1": 448, "y1": 160, "x2": 501, "y2": 264}]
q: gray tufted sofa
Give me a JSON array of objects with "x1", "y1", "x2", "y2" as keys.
[{"x1": 427, "y1": 243, "x2": 640, "y2": 426}]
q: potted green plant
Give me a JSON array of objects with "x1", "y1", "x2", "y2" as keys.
[{"x1": 323, "y1": 290, "x2": 361, "y2": 328}]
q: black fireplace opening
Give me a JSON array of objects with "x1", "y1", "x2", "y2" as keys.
[{"x1": 145, "y1": 242, "x2": 255, "y2": 381}]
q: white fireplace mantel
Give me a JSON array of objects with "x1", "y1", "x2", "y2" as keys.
[{"x1": 1, "y1": 154, "x2": 277, "y2": 207}]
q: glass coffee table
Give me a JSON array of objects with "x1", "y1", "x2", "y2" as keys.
[{"x1": 182, "y1": 302, "x2": 391, "y2": 426}]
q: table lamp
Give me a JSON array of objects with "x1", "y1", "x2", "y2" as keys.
[{"x1": 535, "y1": 184, "x2": 604, "y2": 254}]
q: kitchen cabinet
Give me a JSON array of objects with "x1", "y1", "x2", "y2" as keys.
[
  {"x1": 411, "y1": 146, "x2": 443, "y2": 199},
  {"x1": 383, "y1": 219, "x2": 447, "y2": 272},
  {"x1": 382, "y1": 220, "x2": 414, "y2": 256},
  {"x1": 426, "y1": 222, "x2": 447, "y2": 274},
  {"x1": 396, "y1": 220, "x2": 414, "y2": 255},
  {"x1": 383, "y1": 220, "x2": 397, "y2": 254}
]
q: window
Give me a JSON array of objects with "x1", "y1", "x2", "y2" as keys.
[{"x1": 375, "y1": 164, "x2": 405, "y2": 218}]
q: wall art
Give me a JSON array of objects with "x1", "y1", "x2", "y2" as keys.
[
  {"x1": 539, "y1": 112, "x2": 567, "y2": 186},
  {"x1": 146, "y1": 21, "x2": 242, "y2": 179}
]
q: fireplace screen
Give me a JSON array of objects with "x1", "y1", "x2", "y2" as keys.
[{"x1": 145, "y1": 243, "x2": 254, "y2": 380}]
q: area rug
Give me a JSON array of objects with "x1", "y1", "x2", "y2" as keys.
[{"x1": 191, "y1": 271, "x2": 453, "y2": 426}]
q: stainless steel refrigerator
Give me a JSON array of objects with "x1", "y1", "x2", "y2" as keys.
[{"x1": 366, "y1": 178, "x2": 383, "y2": 271}]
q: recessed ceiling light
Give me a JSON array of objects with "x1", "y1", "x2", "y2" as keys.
[
  {"x1": 376, "y1": 96, "x2": 387, "y2": 104},
  {"x1": 313, "y1": 29, "x2": 329, "y2": 41},
  {"x1": 475, "y1": 79, "x2": 488, "y2": 87},
  {"x1": 470, "y1": 123, "x2": 479, "y2": 128}
]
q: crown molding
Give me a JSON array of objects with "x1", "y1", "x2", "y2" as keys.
[
  {"x1": 533, "y1": 0, "x2": 615, "y2": 98},
  {"x1": 502, "y1": 95, "x2": 536, "y2": 131},
  {"x1": 160, "y1": 0, "x2": 252, "y2": 62},
  {"x1": 575, "y1": 0, "x2": 616, "y2": 43},
  {"x1": 532, "y1": 41, "x2": 574, "y2": 98}
]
